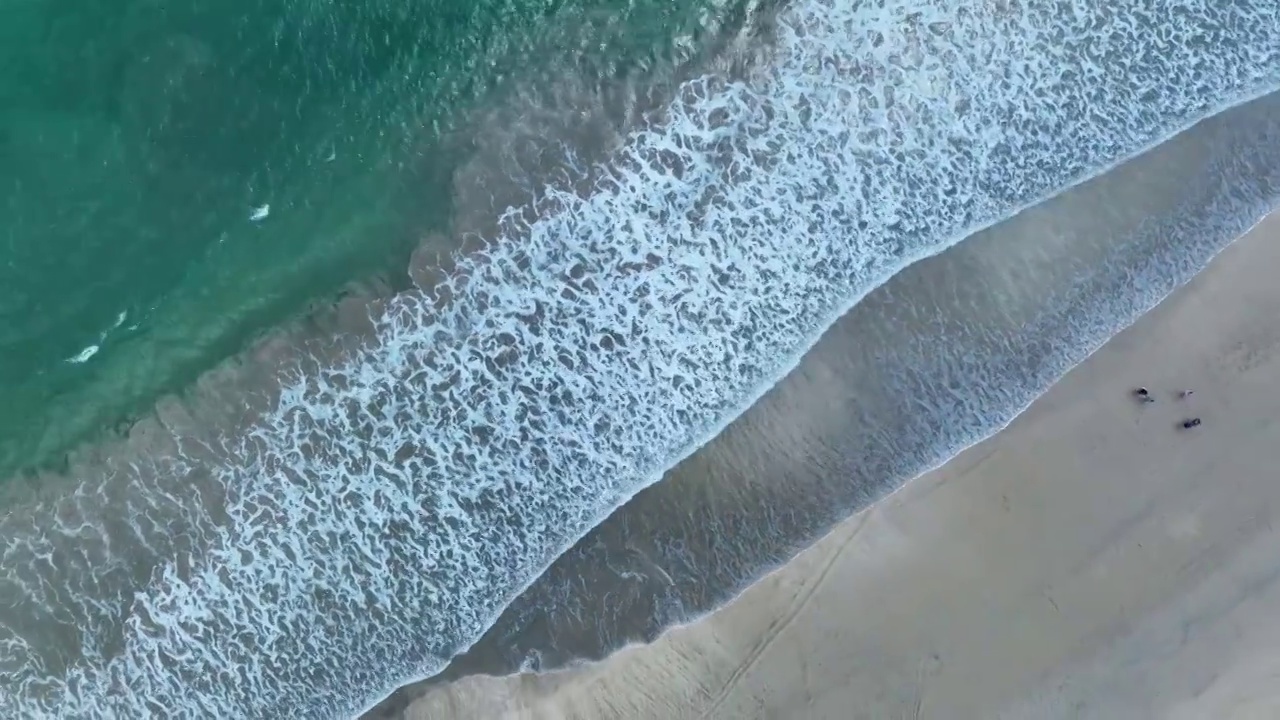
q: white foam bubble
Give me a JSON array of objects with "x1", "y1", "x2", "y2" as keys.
[
  {"x1": 3, "y1": 0, "x2": 1279, "y2": 717},
  {"x1": 66, "y1": 345, "x2": 99, "y2": 364}
]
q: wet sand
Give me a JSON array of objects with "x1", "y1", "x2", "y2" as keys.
[{"x1": 396, "y1": 210, "x2": 1280, "y2": 718}]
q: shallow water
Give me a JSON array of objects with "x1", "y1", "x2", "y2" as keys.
[{"x1": 2, "y1": 0, "x2": 1279, "y2": 717}]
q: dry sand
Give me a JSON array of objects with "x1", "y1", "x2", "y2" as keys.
[{"x1": 399, "y1": 211, "x2": 1280, "y2": 719}]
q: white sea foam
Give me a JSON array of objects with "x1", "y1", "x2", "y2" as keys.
[
  {"x1": 2, "y1": 0, "x2": 1279, "y2": 717},
  {"x1": 66, "y1": 345, "x2": 99, "y2": 364}
]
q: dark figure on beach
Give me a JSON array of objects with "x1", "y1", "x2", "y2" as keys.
[
  {"x1": 1134, "y1": 387, "x2": 1154, "y2": 402},
  {"x1": 1181, "y1": 417, "x2": 1202, "y2": 429}
]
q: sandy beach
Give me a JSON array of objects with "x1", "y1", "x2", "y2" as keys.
[{"x1": 396, "y1": 208, "x2": 1280, "y2": 719}]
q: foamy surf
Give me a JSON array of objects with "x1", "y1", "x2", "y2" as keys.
[{"x1": 3, "y1": 1, "x2": 1279, "y2": 718}]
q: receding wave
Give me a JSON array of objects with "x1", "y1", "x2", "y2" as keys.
[
  {"x1": 416, "y1": 89, "x2": 1280, "y2": 702},
  {"x1": 2, "y1": 0, "x2": 1279, "y2": 717}
]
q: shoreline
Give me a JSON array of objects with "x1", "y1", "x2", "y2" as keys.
[
  {"x1": 366, "y1": 87, "x2": 1280, "y2": 717},
  {"x1": 397, "y1": 210, "x2": 1280, "y2": 718}
]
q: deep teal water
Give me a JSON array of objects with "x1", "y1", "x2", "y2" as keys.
[{"x1": 0, "y1": 0, "x2": 724, "y2": 480}]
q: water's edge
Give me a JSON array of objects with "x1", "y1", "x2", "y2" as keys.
[{"x1": 376, "y1": 87, "x2": 1280, "y2": 716}]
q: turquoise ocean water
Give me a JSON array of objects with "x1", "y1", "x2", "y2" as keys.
[
  {"x1": 0, "y1": 0, "x2": 730, "y2": 480},
  {"x1": 2, "y1": 0, "x2": 1279, "y2": 717}
]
